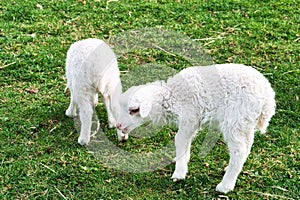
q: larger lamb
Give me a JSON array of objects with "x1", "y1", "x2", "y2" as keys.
[{"x1": 116, "y1": 63, "x2": 276, "y2": 194}]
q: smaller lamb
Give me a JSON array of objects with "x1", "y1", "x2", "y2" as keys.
[
  {"x1": 116, "y1": 64, "x2": 275, "y2": 194},
  {"x1": 65, "y1": 38, "x2": 122, "y2": 146}
]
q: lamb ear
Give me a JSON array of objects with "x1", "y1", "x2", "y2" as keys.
[{"x1": 140, "y1": 101, "x2": 152, "y2": 118}]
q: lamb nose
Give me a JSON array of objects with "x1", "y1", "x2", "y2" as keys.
[{"x1": 116, "y1": 123, "x2": 122, "y2": 130}]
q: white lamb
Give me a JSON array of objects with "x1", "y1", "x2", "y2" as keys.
[
  {"x1": 116, "y1": 63, "x2": 275, "y2": 194},
  {"x1": 65, "y1": 38, "x2": 122, "y2": 146}
]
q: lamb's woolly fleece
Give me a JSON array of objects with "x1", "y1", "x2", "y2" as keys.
[
  {"x1": 116, "y1": 63, "x2": 275, "y2": 194},
  {"x1": 65, "y1": 38, "x2": 121, "y2": 146}
]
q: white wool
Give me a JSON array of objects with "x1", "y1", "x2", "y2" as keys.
[
  {"x1": 116, "y1": 63, "x2": 275, "y2": 194},
  {"x1": 65, "y1": 38, "x2": 122, "y2": 146}
]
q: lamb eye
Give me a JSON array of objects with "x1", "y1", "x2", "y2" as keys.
[{"x1": 129, "y1": 108, "x2": 140, "y2": 115}]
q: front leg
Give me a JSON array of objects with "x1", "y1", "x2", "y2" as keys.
[
  {"x1": 93, "y1": 93, "x2": 98, "y2": 107},
  {"x1": 103, "y1": 94, "x2": 116, "y2": 128},
  {"x1": 171, "y1": 125, "x2": 197, "y2": 180},
  {"x1": 77, "y1": 102, "x2": 93, "y2": 146}
]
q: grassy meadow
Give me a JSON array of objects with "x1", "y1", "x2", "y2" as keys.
[{"x1": 0, "y1": 0, "x2": 299, "y2": 199}]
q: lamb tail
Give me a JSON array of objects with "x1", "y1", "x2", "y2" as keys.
[{"x1": 257, "y1": 91, "x2": 276, "y2": 133}]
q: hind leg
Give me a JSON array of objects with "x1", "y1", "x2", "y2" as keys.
[
  {"x1": 216, "y1": 140, "x2": 248, "y2": 193},
  {"x1": 216, "y1": 130, "x2": 255, "y2": 194},
  {"x1": 66, "y1": 92, "x2": 77, "y2": 117},
  {"x1": 245, "y1": 129, "x2": 255, "y2": 156},
  {"x1": 223, "y1": 129, "x2": 254, "y2": 171}
]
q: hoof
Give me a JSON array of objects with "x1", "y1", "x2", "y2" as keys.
[
  {"x1": 117, "y1": 130, "x2": 128, "y2": 141},
  {"x1": 216, "y1": 182, "x2": 234, "y2": 194},
  {"x1": 65, "y1": 109, "x2": 77, "y2": 117},
  {"x1": 172, "y1": 178, "x2": 183, "y2": 182},
  {"x1": 78, "y1": 136, "x2": 90, "y2": 146}
]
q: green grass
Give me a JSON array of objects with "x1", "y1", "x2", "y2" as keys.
[{"x1": 1, "y1": 0, "x2": 299, "y2": 199}]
